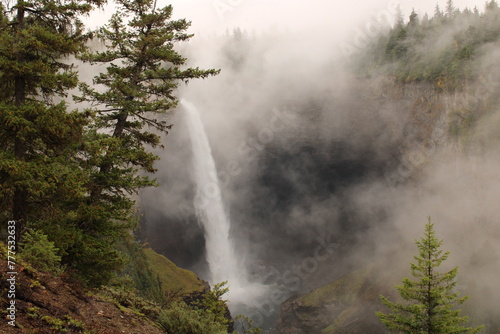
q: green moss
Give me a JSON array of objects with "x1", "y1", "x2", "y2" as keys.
[
  {"x1": 116, "y1": 240, "x2": 204, "y2": 305},
  {"x1": 301, "y1": 266, "x2": 372, "y2": 307},
  {"x1": 41, "y1": 315, "x2": 67, "y2": 332},
  {"x1": 27, "y1": 307, "x2": 40, "y2": 319},
  {"x1": 321, "y1": 306, "x2": 359, "y2": 334},
  {"x1": 29, "y1": 279, "x2": 43, "y2": 289},
  {"x1": 62, "y1": 315, "x2": 86, "y2": 330},
  {"x1": 30, "y1": 311, "x2": 86, "y2": 333},
  {"x1": 142, "y1": 247, "x2": 204, "y2": 296}
]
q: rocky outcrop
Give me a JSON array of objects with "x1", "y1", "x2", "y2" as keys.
[{"x1": 274, "y1": 266, "x2": 395, "y2": 334}]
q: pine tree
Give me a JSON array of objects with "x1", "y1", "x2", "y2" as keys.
[
  {"x1": 71, "y1": 0, "x2": 219, "y2": 284},
  {"x1": 446, "y1": 0, "x2": 455, "y2": 17},
  {"x1": 434, "y1": 4, "x2": 444, "y2": 20},
  {"x1": 376, "y1": 218, "x2": 483, "y2": 334},
  {"x1": 0, "y1": 0, "x2": 104, "y2": 244},
  {"x1": 394, "y1": 4, "x2": 405, "y2": 27},
  {"x1": 408, "y1": 9, "x2": 419, "y2": 27},
  {"x1": 422, "y1": 13, "x2": 430, "y2": 26},
  {"x1": 485, "y1": 0, "x2": 499, "y2": 12},
  {"x1": 78, "y1": 0, "x2": 218, "y2": 200}
]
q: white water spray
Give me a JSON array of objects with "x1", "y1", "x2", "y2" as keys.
[
  {"x1": 181, "y1": 100, "x2": 273, "y2": 314},
  {"x1": 182, "y1": 100, "x2": 242, "y2": 285}
]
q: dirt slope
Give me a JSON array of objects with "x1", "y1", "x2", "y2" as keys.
[{"x1": 0, "y1": 258, "x2": 163, "y2": 334}]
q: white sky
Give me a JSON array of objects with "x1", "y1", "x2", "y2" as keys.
[{"x1": 83, "y1": 0, "x2": 487, "y2": 34}]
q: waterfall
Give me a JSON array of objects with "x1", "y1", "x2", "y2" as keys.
[
  {"x1": 182, "y1": 100, "x2": 269, "y2": 309},
  {"x1": 182, "y1": 100, "x2": 241, "y2": 286}
]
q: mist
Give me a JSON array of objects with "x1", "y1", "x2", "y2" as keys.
[{"x1": 133, "y1": 0, "x2": 500, "y2": 331}]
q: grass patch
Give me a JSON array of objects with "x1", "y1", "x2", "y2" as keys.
[
  {"x1": 301, "y1": 266, "x2": 372, "y2": 307},
  {"x1": 142, "y1": 247, "x2": 205, "y2": 296}
]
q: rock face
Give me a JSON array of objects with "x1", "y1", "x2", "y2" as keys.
[
  {"x1": 272, "y1": 80, "x2": 468, "y2": 334},
  {"x1": 274, "y1": 266, "x2": 393, "y2": 334}
]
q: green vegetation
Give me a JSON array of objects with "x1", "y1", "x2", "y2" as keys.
[
  {"x1": 301, "y1": 266, "x2": 372, "y2": 307},
  {"x1": 19, "y1": 229, "x2": 62, "y2": 273},
  {"x1": 358, "y1": 0, "x2": 500, "y2": 144},
  {"x1": 100, "y1": 279, "x2": 235, "y2": 334},
  {"x1": 157, "y1": 281, "x2": 244, "y2": 334},
  {"x1": 99, "y1": 284, "x2": 163, "y2": 319},
  {"x1": 192, "y1": 282, "x2": 231, "y2": 329},
  {"x1": 366, "y1": 0, "x2": 500, "y2": 92},
  {"x1": 115, "y1": 240, "x2": 165, "y2": 304},
  {"x1": 376, "y1": 218, "x2": 483, "y2": 333},
  {"x1": 40, "y1": 315, "x2": 87, "y2": 333},
  {"x1": 0, "y1": 0, "x2": 217, "y2": 287},
  {"x1": 158, "y1": 301, "x2": 228, "y2": 334},
  {"x1": 100, "y1": 244, "x2": 249, "y2": 333},
  {"x1": 0, "y1": 0, "x2": 103, "y2": 269},
  {"x1": 109, "y1": 241, "x2": 204, "y2": 306},
  {"x1": 27, "y1": 307, "x2": 87, "y2": 333},
  {"x1": 233, "y1": 315, "x2": 262, "y2": 334},
  {"x1": 142, "y1": 247, "x2": 205, "y2": 296},
  {"x1": 0, "y1": 1, "x2": 236, "y2": 331}
]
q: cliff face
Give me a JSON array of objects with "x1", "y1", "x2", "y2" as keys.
[
  {"x1": 272, "y1": 76, "x2": 497, "y2": 333},
  {"x1": 274, "y1": 266, "x2": 391, "y2": 334}
]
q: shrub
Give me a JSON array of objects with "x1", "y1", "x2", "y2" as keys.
[
  {"x1": 20, "y1": 229, "x2": 62, "y2": 273},
  {"x1": 157, "y1": 301, "x2": 227, "y2": 334}
]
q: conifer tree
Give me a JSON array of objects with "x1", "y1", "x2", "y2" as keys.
[
  {"x1": 394, "y1": 4, "x2": 405, "y2": 27},
  {"x1": 446, "y1": 0, "x2": 455, "y2": 17},
  {"x1": 485, "y1": 0, "x2": 499, "y2": 11},
  {"x1": 0, "y1": 0, "x2": 104, "y2": 244},
  {"x1": 376, "y1": 218, "x2": 483, "y2": 334},
  {"x1": 434, "y1": 4, "x2": 444, "y2": 20},
  {"x1": 77, "y1": 0, "x2": 218, "y2": 204},
  {"x1": 408, "y1": 9, "x2": 419, "y2": 27},
  {"x1": 71, "y1": 0, "x2": 219, "y2": 284},
  {"x1": 422, "y1": 13, "x2": 430, "y2": 25}
]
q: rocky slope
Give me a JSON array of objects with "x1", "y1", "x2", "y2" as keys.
[
  {"x1": 0, "y1": 243, "x2": 211, "y2": 333},
  {"x1": 0, "y1": 256, "x2": 163, "y2": 333}
]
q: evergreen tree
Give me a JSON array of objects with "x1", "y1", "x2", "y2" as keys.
[
  {"x1": 446, "y1": 0, "x2": 455, "y2": 17},
  {"x1": 0, "y1": 0, "x2": 104, "y2": 244},
  {"x1": 385, "y1": 26, "x2": 407, "y2": 61},
  {"x1": 485, "y1": 0, "x2": 499, "y2": 11},
  {"x1": 462, "y1": 8, "x2": 473, "y2": 16},
  {"x1": 71, "y1": 0, "x2": 219, "y2": 284},
  {"x1": 408, "y1": 9, "x2": 419, "y2": 27},
  {"x1": 434, "y1": 4, "x2": 444, "y2": 20},
  {"x1": 422, "y1": 13, "x2": 430, "y2": 26},
  {"x1": 376, "y1": 218, "x2": 483, "y2": 334},
  {"x1": 395, "y1": 4, "x2": 405, "y2": 27},
  {"x1": 78, "y1": 0, "x2": 218, "y2": 202}
]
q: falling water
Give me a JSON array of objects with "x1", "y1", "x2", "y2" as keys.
[
  {"x1": 182, "y1": 100, "x2": 241, "y2": 286},
  {"x1": 181, "y1": 100, "x2": 274, "y2": 327}
]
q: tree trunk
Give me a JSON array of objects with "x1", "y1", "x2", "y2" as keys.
[
  {"x1": 90, "y1": 64, "x2": 143, "y2": 202},
  {"x1": 89, "y1": 109, "x2": 130, "y2": 202}
]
